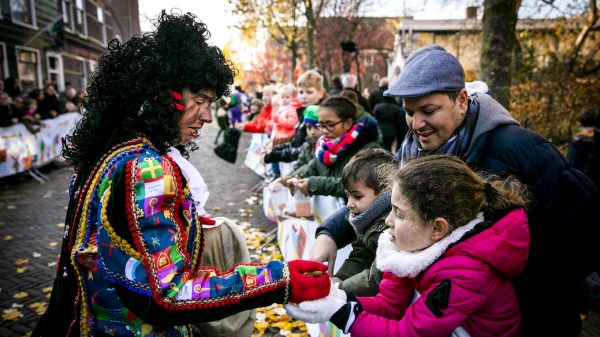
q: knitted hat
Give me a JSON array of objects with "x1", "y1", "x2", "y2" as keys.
[
  {"x1": 384, "y1": 44, "x2": 465, "y2": 98},
  {"x1": 303, "y1": 105, "x2": 320, "y2": 126}
]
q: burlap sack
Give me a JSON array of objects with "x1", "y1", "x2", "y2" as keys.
[{"x1": 191, "y1": 217, "x2": 256, "y2": 337}]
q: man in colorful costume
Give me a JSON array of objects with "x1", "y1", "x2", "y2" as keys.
[{"x1": 33, "y1": 11, "x2": 329, "y2": 337}]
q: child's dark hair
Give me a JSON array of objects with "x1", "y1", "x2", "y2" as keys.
[
  {"x1": 576, "y1": 109, "x2": 597, "y2": 127},
  {"x1": 320, "y1": 96, "x2": 357, "y2": 123},
  {"x1": 393, "y1": 155, "x2": 530, "y2": 228},
  {"x1": 342, "y1": 148, "x2": 397, "y2": 194}
]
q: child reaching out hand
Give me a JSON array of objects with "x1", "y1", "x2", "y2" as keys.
[
  {"x1": 332, "y1": 148, "x2": 396, "y2": 296},
  {"x1": 286, "y1": 154, "x2": 531, "y2": 337}
]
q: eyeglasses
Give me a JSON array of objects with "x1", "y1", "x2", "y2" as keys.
[{"x1": 316, "y1": 120, "x2": 344, "y2": 131}]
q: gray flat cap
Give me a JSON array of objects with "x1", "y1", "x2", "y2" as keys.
[{"x1": 384, "y1": 44, "x2": 465, "y2": 97}]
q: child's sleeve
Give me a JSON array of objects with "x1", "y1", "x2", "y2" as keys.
[
  {"x1": 355, "y1": 272, "x2": 413, "y2": 319},
  {"x1": 353, "y1": 268, "x2": 493, "y2": 337},
  {"x1": 338, "y1": 260, "x2": 382, "y2": 296}
]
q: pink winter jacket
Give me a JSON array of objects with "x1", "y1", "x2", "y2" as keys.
[
  {"x1": 271, "y1": 98, "x2": 301, "y2": 143},
  {"x1": 353, "y1": 209, "x2": 530, "y2": 337}
]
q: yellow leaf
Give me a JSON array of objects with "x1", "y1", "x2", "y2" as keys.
[
  {"x1": 3, "y1": 235, "x2": 13, "y2": 241},
  {"x1": 16, "y1": 267, "x2": 28, "y2": 274},
  {"x1": 48, "y1": 242, "x2": 58, "y2": 247},
  {"x1": 27, "y1": 302, "x2": 48, "y2": 315},
  {"x1": 7, "y1": 205, "x2": 16, "y2": 210},
  {"x1": 42, "y1": 287, "x2": 53, "y2": 294},
  {"x1": 15, "y1": 258, "x2": 29, "y2": 265},
  {"x1": 57, "y1": 223, "x2": 65, "y2": 228},
  {"x1": 253, "y1": 321, "x2": 269, "y2": 335},
  {"x1": 272, "y1": 321, "x2": 293, "y2": 330},
  {"x1": 13, "y1": 291, "x2": 28, "y2": 299},
  {"x1": 2, "y1": 308, "x2": 22, "y2": 321},
  {"x1": 291, "y1": 320, "x2": 306, "y2": 328}
]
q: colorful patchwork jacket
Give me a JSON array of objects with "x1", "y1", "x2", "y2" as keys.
[{"x1": 34, "y1": 130, "x2": 290, "y2": 337}]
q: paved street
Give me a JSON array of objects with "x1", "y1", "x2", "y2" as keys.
[{"x1": 1, "y1": 122, "x2": 599, "y2": 336}]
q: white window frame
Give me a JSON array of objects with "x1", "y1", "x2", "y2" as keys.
[
  {"x1": 0, "y1": 43, "x2": 8, "y2": 81},
  {"x1": 86, "y1": 59, "x2": 97, "y2": 87},
  {"x1": 46, "y1": 52, "x2": 65, "y2": 92},
  {"x1": 75, "y1": 0, "x2": 88, "y2": 38},
  {"x1": 78, "y1": 56, "x2": 88, "y2": 89},
  {"x1": 97, "y1": 7, "x2": 107, "y2": 46},
  {"x1": 15, "y1": 45, "x2": 42, "y2": 90},
  {"x1": 10, "y1": 0, "x2": 38, "y2": 30},
  {"x1": 62, "y1": 0, "x2": 74, "y2": 32}
]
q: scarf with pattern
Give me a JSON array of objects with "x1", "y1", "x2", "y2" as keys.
[
  {"x1": 399, "y1": 99, "x2": 480, "y2": 166},
  {"x1": 315, "y1": 122, "x2": 364, "y2": 166}
]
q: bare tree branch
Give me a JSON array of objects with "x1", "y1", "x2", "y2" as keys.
[{"x1": 568, "y1": 0, "x2": 598, "y2": 72}]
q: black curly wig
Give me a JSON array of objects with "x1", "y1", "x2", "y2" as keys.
[{"x1": 63, "y1": 11, "x2": 236, "y2": 174}]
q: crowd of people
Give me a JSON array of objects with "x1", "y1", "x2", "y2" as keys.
[
  {"x1": 0, "y1": 78, "x2": 85, "y2": 132},
  {"x1": 217, "y1": 43, "x2": 600, "y2": 337},
  {"x1": 19, "y1": 10, "x2": 599, "y2": 337}
]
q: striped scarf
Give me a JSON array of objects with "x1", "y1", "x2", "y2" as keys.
[{"x1": 315, "y1": 122, "x2": 364, "y2": 166}]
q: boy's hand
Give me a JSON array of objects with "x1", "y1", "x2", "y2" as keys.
[
  {"x1": 309, "y1": 235, "x2": 338, "y2": 275},
  {"x1": 294, "y1": 178, "x2": 309, "y2": 196}
]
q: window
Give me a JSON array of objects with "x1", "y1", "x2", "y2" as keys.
[
  {"x1": 63, "y1": 55, "x2": 87, "y2": 91},
  {"x1": 47, "y1": 53, "x2": 65, "y2": 92},
  {"x1": 62, "y1": 0, "x2": 74, "y2": 32},
  {"x1": 87, "y1": 59, "x2": 97, "y2": 75},
  {"x1": 74, "y1": 0, "x2": 87, "y2": 37},
  {"x1": 85, "y1": 1, "x2": 106, "y2": 45},
  {"x1": 16, "y1": 47, "x2": 41, "y2": 92},
  {"x1": 10, "y1": 0, "x2": 37, "y2": 28},
  {"x1": 98, "y1": 8, "x2": 107, "y2": 45},
  {"x1": 104, "y1": 11, "x2": 122, "y2": 44},
  {"x1": 0, "y1": 43, "x2": 7, "y2": 82}
]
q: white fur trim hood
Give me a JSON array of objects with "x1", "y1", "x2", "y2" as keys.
[{"x1": 376, "y1": 213, "x2": 484, "y2": 278}]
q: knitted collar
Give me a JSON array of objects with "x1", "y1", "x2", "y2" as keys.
[
  {"x1": 348, "y1": 190, "x2": 391, "y2": 234},
  {"x1": 376, "y1": 213, "x2": 484, "y2": 278},
  {"x1": 315, "y1": 122, "x2": 363, "y2": 166}
]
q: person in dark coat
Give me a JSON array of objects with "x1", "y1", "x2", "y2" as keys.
[
  {"x1": 3, "y1": 77, "x2": 22, "y2": 99},
  {"x1": 38, "y1": 83, "x2": 62, "y2": 119},
  {"x1": 328, "y1": 75, "x2": 343, "y2": 96},
  {"x1": 340, "y1": 73, "x2": 371, "y2": 113},
  {"x1": 584, "y1": 110, "x2": 600, "y2": 188},
  {"x1": 568, "y1": 109, "x2": 597, "y2": 171},
  {"x1": 309, "y1": 44, "x2": 600, "y2": 337},
  {"x1": 368, "y1": 77, "x2": 388, "y2": 110},
  {"x1": 0, "y1": 91, "x2": 17, "y2": 126},
  {"x1": 373, "y1": 95, "x2": 406, "y2": 152}
]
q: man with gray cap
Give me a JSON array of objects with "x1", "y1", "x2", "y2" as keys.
[{"x1": 310, "y1": 44, "x2": 600, "y2": 336}]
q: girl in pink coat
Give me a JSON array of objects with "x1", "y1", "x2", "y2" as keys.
[
  {"x1": 271, "y1": 84, "x2": 301, "y2": 143},
  {"x1": 286, "y1": 154, "x2": 531, "y2": 337}
]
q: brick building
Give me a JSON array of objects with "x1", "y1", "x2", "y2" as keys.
[{"x1": 0, "y1": 0, "x2": 140, "y2": 93}]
